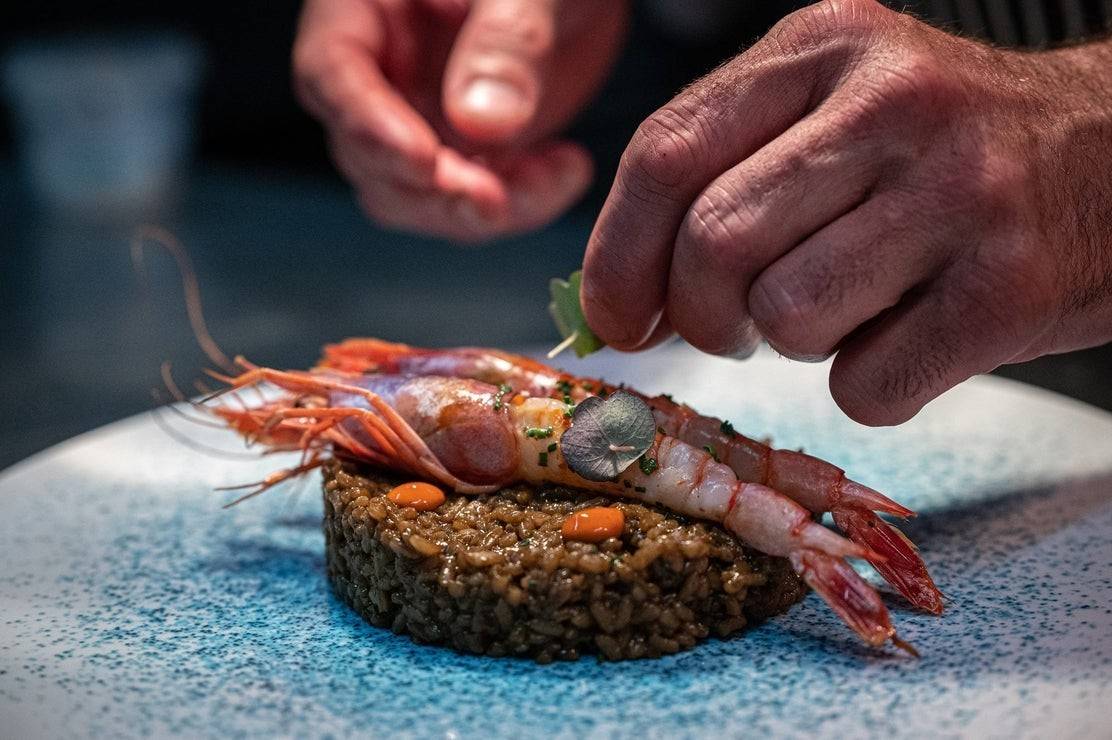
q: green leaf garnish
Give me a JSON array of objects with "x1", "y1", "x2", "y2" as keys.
[
  {"x1": 548, "y1": 270, "x2": 605, "y2": 359},
  {"x1": 560, "y1": 391, "x2": 656, "y2": 482}
]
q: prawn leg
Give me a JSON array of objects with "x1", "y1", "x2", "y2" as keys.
[{"x1": 204, "y1": 364, "x2": 498, "y2": 494}]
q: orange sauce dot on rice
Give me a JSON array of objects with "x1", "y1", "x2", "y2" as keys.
[
  {"x1": 387, "y1": 482, "x2": 446, "y2": 511},
  {"x1": 562, "y1": 507, "x2": 625, "y2": 543}
]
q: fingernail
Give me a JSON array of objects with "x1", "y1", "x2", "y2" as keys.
[
  {"x1": 726, "y1": 342, "x2": 759, "y2": 361},
  {"x1": 724, "y1": 325, "x2": 762, "y2": 360},
  {"x1": 461, "y1": 77, "x2": 528, "y2": 121}
]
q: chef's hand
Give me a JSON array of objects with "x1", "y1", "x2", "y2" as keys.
[
  {"x1": 582, "y1": 0, "x2": 1112, "y2": 425},
  {"x1": 294, "y1": 0, "x2": 627, "y2": 240}
]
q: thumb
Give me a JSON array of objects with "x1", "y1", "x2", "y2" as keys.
[{"x1": 443, "y1": 0, "x2": 556, "y2": 144}]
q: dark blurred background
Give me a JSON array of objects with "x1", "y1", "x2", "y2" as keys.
[{"x1": 2, "y1": 0, "x2": 1111, "y2": 471}]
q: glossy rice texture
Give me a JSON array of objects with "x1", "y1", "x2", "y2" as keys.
[{"x1": 323, "y1": 461, "x2": 806, "y2": 662}]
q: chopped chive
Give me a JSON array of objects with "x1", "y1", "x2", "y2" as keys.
[
  {"x1": 493, "y1": 383, "x2": 513, "y2": 411},
  {"x1": 547, "y1": 442, "x2": 558, "y2": 452},
  {"x1": 538, "y1": 451, "x2": 549, "y2": 467},
  {"x1": 638, "y1": 456, "x2": 658, "y2": 476},
  {"x1": 657, "y1": 426, "x2": 666, "y2": 435},
  {"x1": 660, "y1": 393, "x2": 673, "y2": 402},
  {"x1": 703, "y1": 444, "x2": 719, "y2": 462},
  {"x1": 525, "y1": 426, "x2": 554, "y2": 439},
  {"x1": 720, "y1": 420, "x2": 736, "y2": 436},
  {"x1": 556, "y1": 379, "x2": 573, "y2": 395}
]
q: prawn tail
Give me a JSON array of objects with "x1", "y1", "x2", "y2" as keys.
[
  {"x1": 836, "y1": 479, "x2": 915, "y2": 519},
  {"x1": 790, "y1": 549, "x2": 916, "y2": 655},
  {"x1": 833, "y1": 507, "x2": 944, "y2": 615}
]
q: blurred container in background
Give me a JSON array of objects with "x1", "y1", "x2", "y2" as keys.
[{"x1": 2, "y1": 30, "x2": 203, "y2": 219}]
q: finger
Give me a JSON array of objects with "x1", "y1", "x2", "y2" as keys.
[
  {"x1": 353, "y1": 141, "x2": 592, "y2": 242},
  {"x1": 829, "y1": 263, "x2": 1029, "y2": 426},
  {"x1": 747, "y1": 191, "x2": 953, "y2": 362},
  {"x1": 665, "y1": 106, "x2": 881, "y2": 357},
  {"x1": 633, "y1": 315, "x2": 676, "y2": 352},
  {"x1": 419, "y1": 0, "x2": 470, "y2": 22},
  {"x1": 582, "y1": 21, "x2": 858, "y2": 350},
  {"x1": 493, "y1": 141, "x2": 593, "y2": 233},
  {"x1": 355, "y1": 178, "x2": 503, "y2": 242},
  {"x1": 427, "y1": 141, "x2": 591, "y2": 232},
  {"x1": 442, "y1": 0, "x2": 557, "y2": 144},
  {"x1": 293, "y1": 0, "x2": 439, "y2": 185}
]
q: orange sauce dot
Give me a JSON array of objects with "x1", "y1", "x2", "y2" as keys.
[
  {"x1": 387, "y1": 482, "x2": 446, "y2": 511},
  {"x1": 561, "y1": 507, "x2": 625, "y2": 543}
]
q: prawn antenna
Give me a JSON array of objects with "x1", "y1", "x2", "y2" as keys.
[{"x1": 130, "y1": 225, "x2": 236, "y2": 373}]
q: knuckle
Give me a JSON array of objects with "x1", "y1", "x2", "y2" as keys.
[
  {"x1": 854, "y1": 53, "x2": 958, "y2": 131},
  {"x1": 748, "y1": 269, "x2": 825, "y2": 357},
  {"x1": 771, "y1": 0, "x2": 885, "y2": 52},
  {"x1": 964, "y1": 154, "x2": 1029, "y2": 216},
  {"x1": 882, "y1": 54, "x2": 953, "y2": 108},
  {"x1": 625, "y1": 105, "x2": 708, "y2": 193},
  {"x1": 679, "y1": 189, "x2": 754, "y2": 275}
]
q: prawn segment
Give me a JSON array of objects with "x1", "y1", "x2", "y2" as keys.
[
  {"x1": 611, "y1": 436, "x2": 902, "y2": 650},
  {"x1": 321, "y1": 339, "x2": 941, "y2": 614},
  {"x1": 834, "y1": 508, "x2": 944, "y2": 615},
  {"x1": 652, "y1": 409, "x2": 914, "y2": 518}
]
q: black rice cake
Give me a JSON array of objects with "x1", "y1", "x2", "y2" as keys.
[{"x1": 322, "y1": 460, "x2": 807, "y2": 662}]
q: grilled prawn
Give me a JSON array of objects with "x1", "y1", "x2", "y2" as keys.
[
  {"x1": 317, "y1": 338, "x2": 943, "y2": 615},
  {"x1": 206, "y1": 360, "x2": 915, "y2": 652}
]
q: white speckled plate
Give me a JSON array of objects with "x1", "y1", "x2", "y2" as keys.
[{"x1": 2, "y1": 344, "x2": 1111, "y2": 739}]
